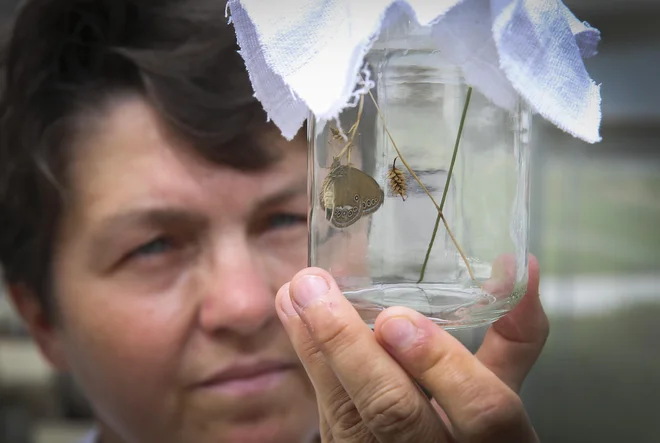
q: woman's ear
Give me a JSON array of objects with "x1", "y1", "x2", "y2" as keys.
[{"x1": 6, "y1": 283, "x2": 69, "y2": 371}]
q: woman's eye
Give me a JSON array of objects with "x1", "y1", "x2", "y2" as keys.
[
  {"x1": 127, "y1": 237, "x2": 173, "y2": 260},
  {"x1": 268, "y1": 213, "x2": 307, "y2": 229}
]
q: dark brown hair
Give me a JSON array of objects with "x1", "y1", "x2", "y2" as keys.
[{"x1": 0, "y1": 0, "x2": 279, "y2": 312}]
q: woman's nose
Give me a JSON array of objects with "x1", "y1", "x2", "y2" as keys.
[{"x1": 197, "y1": 235, "x2": 277, "y2": 337}]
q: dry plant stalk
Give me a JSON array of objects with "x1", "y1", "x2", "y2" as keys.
[
  {"x1": 358, "y1": 76, "x2": 478, "y2": 284},
  {"x1": 331, "y1": 94, "x2": 365, "y2": 166},
  {"x1": 420, "y1": 87, "x2": 475, "y2": 284},
  {"x1": 330, "y1": 126, "x2": 344, "y2": 140},
  {"x1": 387, "y1": 157, "x2": 407, "y2": 201}
]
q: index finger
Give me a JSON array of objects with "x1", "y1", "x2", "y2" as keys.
[{"x1": 285, "y1": 268, "x2": 449, "y2": 443}]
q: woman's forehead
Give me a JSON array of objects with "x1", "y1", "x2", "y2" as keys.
[{"x1": 63, "y1": 96, "x2": 308, "y2": 227}]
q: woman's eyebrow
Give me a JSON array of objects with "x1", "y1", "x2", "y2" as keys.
[
  {"x1": 88, "y1": 179, "x2": 307, "y2": 245},
  {"x1": 90, "y1": 209, "x2": 207, "y2": 245},
  {"x1": 256, "y1": 179, "x2": 308, "y2": 208}
]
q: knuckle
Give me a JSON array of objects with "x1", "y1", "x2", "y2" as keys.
[
  {"x1": 299, "y1": 335, "x2": 325, "y2": 364},
  {"x1": 417, "y1": 344, "x2": 457, "y2": 380},
  {"x1": 320, "y1": 426, "x2": 335, "y2": 443},
  {"x1": 327, "y1": 384, "x2": 358, "y2": 422},
  {"x1": 319, "y1": 415, "x2": 335, "y2": 443},
  {"x1": 313, "y1": 316, "x2": 355, "y2": 357},
  {"x1": 360, "y1": 383, "x2": 424, "y2": 435},
  {"x1": 333, "y1": 417, "x2": 372, "y2": 442},
  {"x1": 325, "y1": 384, "x2": 371, "y2": 441},
  {"x1": 464, "y1": 390, "x2": 526, "y2": 437}
]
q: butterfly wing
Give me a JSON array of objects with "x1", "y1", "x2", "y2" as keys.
[
  {"x1": 329, "y1": 204, "x2": 362, "y2": 228},
  {"x1": 320, "y1": 164, "x2": 383, "y2": 229},
  {"x1": 327, "y1": 166, "x2": 362, "y2": 228},
  {"x1": 320, "y1": 161, "x2": 343, "y2": 218},
  {"x1": 349, "y1": 167, "x2": 384, "y2": 216}
]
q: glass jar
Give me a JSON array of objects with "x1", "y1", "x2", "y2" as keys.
[{"x1": 307, "y1": 14, "x2": 532, "y2": 330}]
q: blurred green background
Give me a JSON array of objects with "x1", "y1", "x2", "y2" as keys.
[
  {"x1": 1, "y1": 1, "x2": 660, "y2": 443},
  {"x1": 519, "y1": 2, "x2": 660, "y2": 441}
]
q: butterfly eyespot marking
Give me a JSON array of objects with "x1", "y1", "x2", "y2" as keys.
[{"x1": 321, "y1": 163, "x2": 386, "y2": 228}]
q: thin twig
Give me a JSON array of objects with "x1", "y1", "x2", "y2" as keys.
[
  {"x1": 441, "y1": 214, "x2": 477, "y2": 282},
  {"x1": 363, "y1": 85, "x2": 441, "y2": 210},
  {"x1": 335, "y1": 94, "x2": 364, "y2": 165},
  {"x1": 349, "y1": 94, "x2": 364, "y2": 140},
  {"x1": 335, "y1": 140, "x2": 353, "y2": 164},
  {"x1": 418, "y1": 87, "x2": 474, "y2": 283},
  {"x1": 440, "y1": 88, "x2": 472, "y2": 213},
  {"x1": 418, "y1": 212, "x2": 443, "y2": 283},
  {"x1": 358, "y1": 76, "x2": 477, "y2": 285}
]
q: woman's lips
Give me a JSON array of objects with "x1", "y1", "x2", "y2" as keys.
[{"x1": 195, "y1": 360, "x2": 297, "y2": 397}]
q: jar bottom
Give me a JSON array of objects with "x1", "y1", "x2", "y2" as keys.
[{"x1": 340, "y1": 280, "x2": 528, "y2": 330}]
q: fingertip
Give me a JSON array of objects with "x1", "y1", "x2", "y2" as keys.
[
  {"x1": 374, "y1": 307, "x2": 449, "y2": 354},
  {"x1": 374, "y1": 306, "x2": 428, "y2": 332},
  {"x1": 528, "y1": 253, "x2": 539, "y2": 269},
  {"x1": 488, "y1": 253, "x2": 549, "y2": 347},
  {"x1": 276, "y1": 281, "x2": 291, "y2": 300},
  {"x1": 527, "y1": 254, "x2": 540, "y2": 295},
  {"x1": 291, "y1": 267, "x2": 336, "y2": 286},
  {"x1": 275, "y1": 282, "x2": 297, "y2": 318}
]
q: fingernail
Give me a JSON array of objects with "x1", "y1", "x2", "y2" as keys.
[
  {"x1": 381, "y1": 317, "x2": 418, "y2": 351},
  {"x1": 278, "y1": 283, "x2": 298, "y2": 317},
  {"x1": 292, "y1": 275, "x2": 330, "y2": 309}
]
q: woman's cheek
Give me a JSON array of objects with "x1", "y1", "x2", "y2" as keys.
[{"x1": 256, "y1": 228, "x2": 309, "y2": 286}]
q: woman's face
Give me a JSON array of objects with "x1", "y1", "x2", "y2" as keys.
[{"x1": 47, "y1": 96, "x2": 319, "y2": 443}]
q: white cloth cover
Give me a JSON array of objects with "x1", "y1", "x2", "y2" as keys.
[{"x1": 228, "y1": 0, "x2": 602, "y2": 143}]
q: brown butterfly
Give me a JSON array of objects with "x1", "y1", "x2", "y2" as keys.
[{"x1": 320, "y1": 158, "x2": 384, "y2": 228}]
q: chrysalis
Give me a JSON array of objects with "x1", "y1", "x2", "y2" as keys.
[{"x1": 387, "y1": 157, "x2": 407, "y2": 201}]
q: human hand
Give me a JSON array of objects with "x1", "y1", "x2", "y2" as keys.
[{"x1": 275, "y1": 255, "x2": 548, "y2": 442}]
